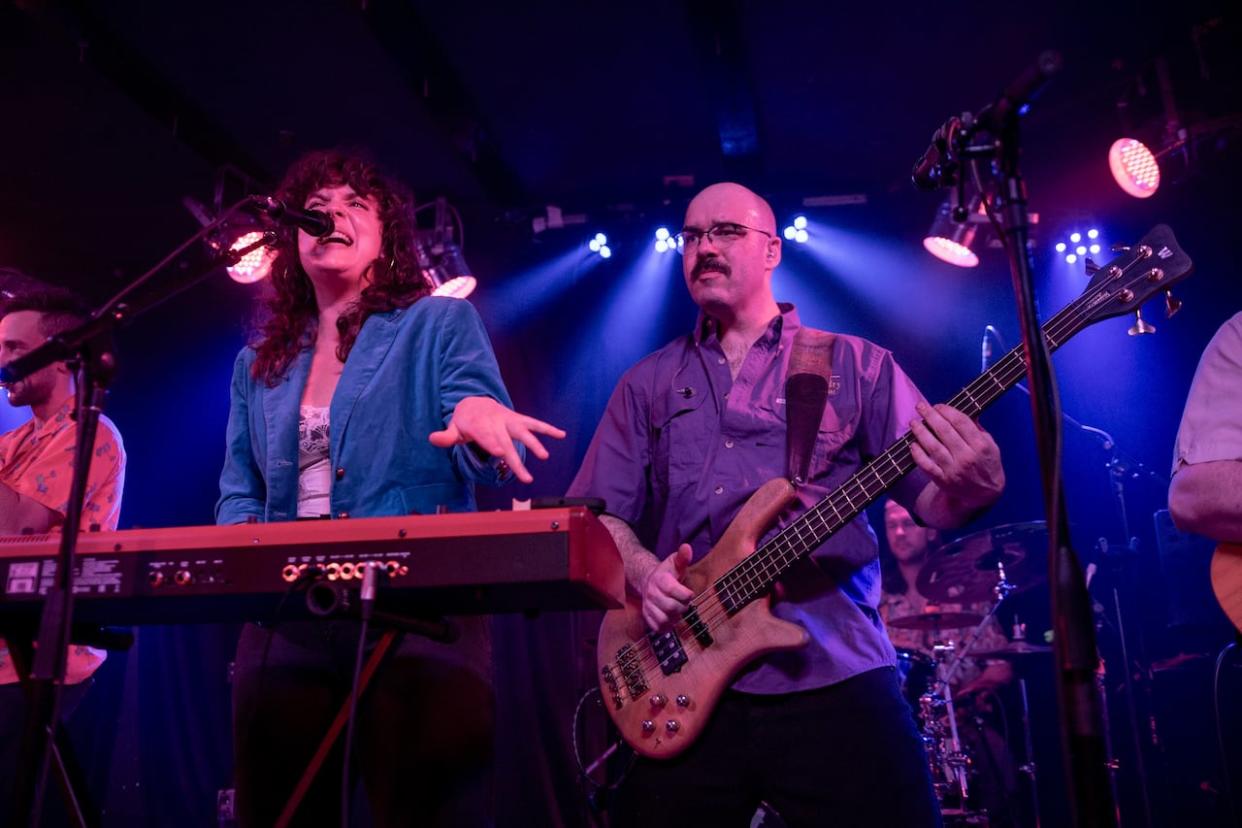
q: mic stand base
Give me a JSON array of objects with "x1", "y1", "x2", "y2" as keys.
[{"x1": 271, "y1": 607, "x2": 458, "y2": 828}]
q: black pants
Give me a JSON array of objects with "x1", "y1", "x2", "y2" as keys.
[
  {"x1": 615, "y1": 666, "x2": 942, "y2": 828},
  {"x1": 232, "y1": 620, "x2": 495, "y2": 828}
]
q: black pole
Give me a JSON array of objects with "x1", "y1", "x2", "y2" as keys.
[
  {"x1": 994, "y1": 119, "x2": 1116, "y2": 825},
  {"x1": 12, "y1": 363, "x2": 110, "y2": 828},
  {"x1": 4, "y1": 215, "x2": 269, "y2": 827}
]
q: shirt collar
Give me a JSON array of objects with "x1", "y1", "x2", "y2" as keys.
[{"x1": 693, "y1": 302, "x2": 800, "y2": 347}]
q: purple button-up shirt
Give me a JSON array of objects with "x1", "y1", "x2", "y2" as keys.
[{"x1": 568, "y1": 304, "x2": 933, "y2": 693}]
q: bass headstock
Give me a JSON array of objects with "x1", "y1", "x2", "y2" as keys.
[{"x1": 1078, "y1": 224, "x2": 1193, "y2": 333}]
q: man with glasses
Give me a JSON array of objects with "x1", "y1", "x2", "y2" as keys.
[{"x1": 568, "y1": 182, "x2": 1005, "y2": 826}]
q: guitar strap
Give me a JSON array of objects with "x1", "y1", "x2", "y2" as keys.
[{"x1": 785, "y1": 327, "x2": 835, "y2": 487}]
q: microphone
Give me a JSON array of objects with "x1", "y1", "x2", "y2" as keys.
[
  {"x1": 974, "y1": 51, "x2": 1062, "y2": 133},
  {"x1": 247, "y1": 195, "x2": 334, "y2": 238},
  {"x1": 911, "y1": 116, "x2": 962, "y2": 191},
  {"x1": 911, "y1": 51, "x2": 1061, "y2": 190}
]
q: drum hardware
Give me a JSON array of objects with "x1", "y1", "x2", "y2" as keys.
[
  {"x1": 916, "y1": 522, "x2": 1048, "y2": 605},
  {"x1": 888, "y1": 612, "x2": 985, "y2": 631}
]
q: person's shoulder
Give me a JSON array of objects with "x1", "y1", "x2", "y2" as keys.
[
  {"x1": 96, "y1": 413, "x2": 127, "y2": 459},
  {"x1": 390, "y1": 295, "x2": 484, "y2": 333},
  {"x1": 799, "y1": 325, "x2": 895, "y2": 373},
  {"x1": 233, "y1": 343, "x2": 259, "y2": 368},
  {"x1": 1217, "y1": 310, "x2": 1242, "y2": 343},
  {"x1": 620, "y1": 333, "x2": 695, "y2": 384}
]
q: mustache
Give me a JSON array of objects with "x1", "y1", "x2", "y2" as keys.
[{"x1": 692, "y1": 257, "x2": 730, "y2": 279}]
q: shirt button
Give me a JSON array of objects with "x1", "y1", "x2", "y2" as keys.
[
  {"x1": 724, "y1": 439, "x2": 734, "y2": 449},
  {"x1": 714, "y1": 485, "x2": 724, "y2": 495},
  {"x1": 335, "y1": 467, "x2": 345, "y2": 480}
]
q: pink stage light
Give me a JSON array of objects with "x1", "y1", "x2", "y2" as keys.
[
  {"x1": 226, "y1": 232, "x2": 275, "y2": 284},
  {"x1": 1108, "y1": 138, "x2": 1160, "y2": 199},
  {"x1": 922, "y1": 235, "x2": 979, "y2": 268}
]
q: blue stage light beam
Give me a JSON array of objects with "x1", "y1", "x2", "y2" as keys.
[
  {"x1": 566, "y1": 243, "x2": 682, "y2": 383},
  {"x1": 791, "y1": 219, "x2": 965, "y2": 343},
  {"x1": 480, "y1": 245, "x2": 604, "y2": 331}
]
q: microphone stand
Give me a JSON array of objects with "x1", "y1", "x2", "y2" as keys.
[
  {"x1": 922, "y1": 53, "x2": 1116, "y2": 826},
  {"x1": 4, "y1": 214, "x2": 272, "y2": 828},
  {"x1": 989, "y1": 326, "x2": 1160, "y2": 826}
]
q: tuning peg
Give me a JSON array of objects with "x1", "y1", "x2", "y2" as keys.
[
  {"x1": 1083, "y1": 257, "x2": 1101, "y2": 275},
  {"x1": 1164, "y1": 290, "x2": 1182, "y2": 318},
  {"x1": 1128, "y1": 308, "x2": 1156, "y2": 336}
]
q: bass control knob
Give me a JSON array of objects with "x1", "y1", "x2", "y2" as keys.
[
  {"x1": 649, "y1": 694, "x2": 667, "y2": 709},
  {"x1": 676, "y1": 694, "x2": 690, "y2": 708},
  {"x1": 641, "y1": 720, "x2": 655, "y2": 735},
  {"x1": 665, "y1": 719, "x2": 680, "y2": 734}
]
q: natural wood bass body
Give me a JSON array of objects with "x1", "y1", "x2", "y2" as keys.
[
  {"x1": 1210, "y1": 542, "x2": 1242, "y2": 632},
  {"x1": 597, "y1": 478, "x2": 807, "y2": 759}
]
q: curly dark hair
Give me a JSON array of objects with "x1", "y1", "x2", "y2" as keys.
[{"x1": 250, "y1": 150, "x2": 430, "y2": 385}]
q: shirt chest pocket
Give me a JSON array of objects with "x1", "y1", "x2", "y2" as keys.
[
  {"x1": 808, "y1": 393, "x2": 860, "y2": 482},
  {"x1": 650, "y1": 387, "x2": 709, "y2": 490}
]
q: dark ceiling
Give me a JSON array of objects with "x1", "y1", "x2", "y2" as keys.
[{"x1": 4, "y1": 0, "x2": 1239, "y2": 297}]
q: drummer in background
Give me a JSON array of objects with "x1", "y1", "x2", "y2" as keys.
[
  {"x1": 878, "y1": 498, "x2": 1013, "y2": 698},
  {"x1": 879, "y1": 499, "x2": 1019, "y2": 824}
]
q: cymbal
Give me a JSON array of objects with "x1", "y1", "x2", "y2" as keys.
[
  {"x1": 916, "y1": 521, "x2": 1048, "y2": 605},
  {"x1": 971, "y1": 641, "x2": 1053, "y2": 659},
  {"x1": 886, "y1": 611, "x2": 984, "y2": 630}
]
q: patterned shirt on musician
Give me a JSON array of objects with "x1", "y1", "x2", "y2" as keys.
[{"x1": 0, "y1": 400, "x2": 126, "y2": 685}]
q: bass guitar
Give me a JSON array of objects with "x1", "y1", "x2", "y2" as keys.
[
  {"x1": 1211, "y1": 543, "x2": 1242, "y2": 631},
  {"x1": 598, "y1": 225, "x2": 1193, "y2": 758}
]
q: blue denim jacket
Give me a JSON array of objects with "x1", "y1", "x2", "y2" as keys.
[{"x1": 216, "y1": 297, "x2": 516, "y2": 524}]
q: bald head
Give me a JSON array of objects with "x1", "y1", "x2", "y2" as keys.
[
  {"x1": 680, "y1": 182, "x2": 783, "y2": 325},
  {"x1": 685, "y1": 183, "x2": 777, "y2": 236}
]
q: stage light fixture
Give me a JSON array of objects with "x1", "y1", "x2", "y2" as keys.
[
  {"x1": 922, "y1": 195, "x2": 982, "y2": 268},
  {"x1": 414, "y1": 198, "x2": 477, "y2": 299},
  {"x1": 589, "y1": 232, "x2": 608, "y2": 254},
  {"x1": 1055, "y1": 226, "x2": 1105, "y2": 268},
  {"x1": 1108, "y1": 138, "x2": 1160, "y2": 199},
  {"x1": 226, "y1": 231, "x2": 275, "y2": 284},
  {"x1": 654, "y1": 227, "x2": 677, "y2": 254},
  {"x1": 782, "y1": 216, "x2": 810, "y2": 245}
]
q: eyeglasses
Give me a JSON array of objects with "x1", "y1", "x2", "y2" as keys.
[{"x1": 676, "y1": 222, "x2": 774, "y2": 250}]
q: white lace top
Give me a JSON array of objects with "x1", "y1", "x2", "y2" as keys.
[{"x1": 297, "y1": 405, "x2": 332, "y2": 517}]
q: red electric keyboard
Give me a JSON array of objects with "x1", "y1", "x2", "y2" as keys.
[{"x1": 0, "y1": 507, "x2": 623, "y2": 626}]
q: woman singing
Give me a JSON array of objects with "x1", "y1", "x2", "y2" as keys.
[{"x1": 217, "y1": 150, "x2": 562, "y2": 826}]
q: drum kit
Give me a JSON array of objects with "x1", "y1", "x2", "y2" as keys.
[{"x1": 888, "y1": 522, "x2": 1052, "y2": 827}]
